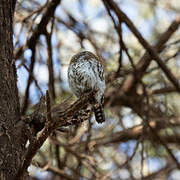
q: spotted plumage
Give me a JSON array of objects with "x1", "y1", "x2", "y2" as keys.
[{"x1": 68, "y1": 51, "x2": 106, "y2": 123}]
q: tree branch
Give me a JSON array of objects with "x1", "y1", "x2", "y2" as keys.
[
  {"x1": 103, "y1": 0, "x2": 180, "y2": 94},
  {"x1": 15, "y1": 91, "x2": 94, "y2": 179},
  {"x1": 105, "y1": 0, "x2": 180, "y2": 92},
  {"x1": 14, "y1": 0, "x2": 61, "y2": 59}
]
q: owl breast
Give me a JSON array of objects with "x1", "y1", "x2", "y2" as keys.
[{"x1": 68, "y1": 58, "x2": 105, "y2": 104}]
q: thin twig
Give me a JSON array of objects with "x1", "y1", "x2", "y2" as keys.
[{"x1": 105, "y1": 0, "x2": 180, "y2": 92}]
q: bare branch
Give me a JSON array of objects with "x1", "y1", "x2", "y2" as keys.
[
  {"x1": 15, "y1": 92, "x2": 94, "y2": 179},
  {"x1": 104, "y1": 0, "x2": 180, "y2": 92}
]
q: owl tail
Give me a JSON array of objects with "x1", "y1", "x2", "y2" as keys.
[{"x1": 92, "y1": 104, "x2": 105, "y2": 123}]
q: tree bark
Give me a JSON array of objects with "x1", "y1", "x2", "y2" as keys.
[{"x1": 0, "y1": 0, "x2": 27, "y2": 179}]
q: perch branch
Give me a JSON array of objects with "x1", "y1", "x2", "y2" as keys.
[{"x1": 15, "y1": 91, "x2": 94, "y2": 179}]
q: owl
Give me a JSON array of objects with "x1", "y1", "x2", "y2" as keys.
[{"x1": 68, "y1": 51, "x2": 106, "y2": 123}]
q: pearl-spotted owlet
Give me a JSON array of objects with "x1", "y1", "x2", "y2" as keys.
[{"x1": 68, "y1": 51, "x2": 106, "y2": 123}]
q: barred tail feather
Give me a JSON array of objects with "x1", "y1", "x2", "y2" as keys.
[{"x1": 93, "y1": 104, "x2": 105, "y2": 123}]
